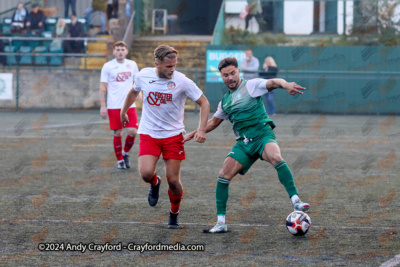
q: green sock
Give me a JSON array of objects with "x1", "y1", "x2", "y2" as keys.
[
  {"x1": 274, "y1": 161, "x2": 298, "y2": 198},
  {"x1": 216, "y1": 177, "x2": 230, "y2": 216}
]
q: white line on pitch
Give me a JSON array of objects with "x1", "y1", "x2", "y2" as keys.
[
  {"x1": 380, "y1": 254, "x2": 400, "y2": 267},
  {"x1": 9, "y1": 218, "x2": 397, "y2": 230},
  {"x1": 0, "y1": 121, "x2": 105, "y2": 132}
]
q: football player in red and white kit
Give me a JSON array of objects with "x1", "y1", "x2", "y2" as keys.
[
  {"x1": 121, "y1": 44, "x2": 210, "y2": 228},
  {"x1": 100, "y1": 41, "x2": 141, "y2": 169}
]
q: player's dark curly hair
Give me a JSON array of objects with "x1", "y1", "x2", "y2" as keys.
[
  {"x1": 154, "y1": 44, "x2": 178, "y2": 62},
  {"x1": 218, "y1": 57, "x2": 238, "y2": 71}
]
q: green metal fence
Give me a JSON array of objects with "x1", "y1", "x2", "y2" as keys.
[{"x1": 205, "y1": 45, "x2": 400, "y2": 115}]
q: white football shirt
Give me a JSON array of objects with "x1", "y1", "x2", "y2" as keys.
[
  {"x1": 133, "y1": 68, "x2": 203, "y2": 138},
  {"x1": 100, "y1": 58, "x2": 139, "y2": 109}
]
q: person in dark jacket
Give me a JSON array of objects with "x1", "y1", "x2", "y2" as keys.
[
  {"x1": 26, "y1": 4, "x2": 46, "y2": 35},
  {"x1": 260, "y1": 56, "x2": 278, "y2": 115},
  {"x1": 11, "y1": 3, "x2": 29, "y2": 34},
  {"x1": 66, "y1": 14, "x2": 85, "y2": 53}
]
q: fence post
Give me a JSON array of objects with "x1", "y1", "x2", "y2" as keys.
[
  {"x1": 195, "y1": 70, "x2": 198, "y2": 113},
  {"x1": 16, "y1": 66, "x2": 19, "y2": 110}
]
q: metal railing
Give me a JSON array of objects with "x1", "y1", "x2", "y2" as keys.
[
  {"x1": 0, "y1": 36, "x2": 108, "y2": 48},
  {"x1": 0, "y1": 36, "x2": 108, "y2": 70}
]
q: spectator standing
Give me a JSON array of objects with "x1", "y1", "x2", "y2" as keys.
[
  {"x1": 240, "y1": 49, "x2": 259, "y2": 80},
  {"x1": 11, "y1": 3, "x2": 29, "y2": 34},
  {"x1": 260, "y1": 56, "x2": 278, "y2": 115},
  {"x1": 64, "y1": 0, "x2": 77, "y2": 18},
  {"x1": 85, "y1": 0, "x2": 108, "y2": 35},
  {"x1": 26, "y1": 4, "x2": 46, "y2": 36},
  {"x1": 107, "y1": 0, "x2": 119, "y2": 20},
  {"x1": 66, "y1": 14, "x2": 85, "y2": 53}
]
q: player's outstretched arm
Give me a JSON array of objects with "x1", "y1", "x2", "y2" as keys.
[
  {"x1": 266, "y1": 78, "x2": 306, "y2": 95},
  {"x1": 99, "y1": 82, "x2": 108, "y2": 119},
  {"x1": 193, "y1": 95, "x2": 210, "y2": 143},
  {"x1": 121, "y1": 88, "x2": 140, "y2": 127},
  {"x1": 183, "y1": 116, "x2": 223, "y2": 143}
]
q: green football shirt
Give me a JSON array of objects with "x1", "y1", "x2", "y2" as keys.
[{"x1": 214, "y1": 79, "x2": 275, "y2": 139}]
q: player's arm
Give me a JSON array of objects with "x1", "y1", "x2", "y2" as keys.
[
  {"x1": 121, "y1": 88, "x2": 140, "y2": 127},
  {"x1": 266, "y1": 78, "x2": 305, "y2": 95},
  {"x1": 192, "y1": 95, "x2": 210, "y2": 143},
  {"x1": 183, "y1": 116, "x2": 224, "y2": 143},
  {"x1": 99, "y1": 82, "x2": 108, "y2": 119}
]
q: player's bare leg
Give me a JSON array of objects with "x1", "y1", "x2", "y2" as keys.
[
  {"x1": 164, "y1": 159, "x2": 183, "y2": 229},
  {"x1": 207, "y1": 156, "x2": 243, "y2": 233},
  {"x1": 139, "y1": 155, "x2": 161, "y2": 206},
  {"x1": 261, "y1": 142, "x2": 310, "y2": 212},
  {"x1": 122, "y1": 127, "x2": 137, "y2": 169},
  {"x1": 113, "y1": 129, "x2": 125, "y2": 169}
]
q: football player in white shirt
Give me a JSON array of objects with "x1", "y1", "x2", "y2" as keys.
[
  {"x1": 100, "y1": 41, "x2": 141, "y2": 169},
  {"x1": 121, "y1": 45, "x2": 210, "y2": 229}
]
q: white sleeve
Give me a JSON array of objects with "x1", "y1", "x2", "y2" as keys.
[
  {"x1": 100, "y1": 64, "x2": 109, "y2": 83},
  {"x1": 214, "y1": 101, "x2": 229, "y2": 120},
  {"x1": 246, "y1": 78, "x2": 269, "y2": 98},
  {"x1": 133, "y1": 73, "x2": 142, "y2": 92},
  {"x1": 184, "y1": 77, "x2": 203, "y2": 101}
]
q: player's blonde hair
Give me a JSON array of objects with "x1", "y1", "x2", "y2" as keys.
[{"x1": 154, "y1": 44, "x2": 178, "y2": 62}]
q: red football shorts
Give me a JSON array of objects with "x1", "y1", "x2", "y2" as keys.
[
  {"x1": 139, "y1": 133, "x2": 186, "y2": 160},
  {"x1": 108, "y1": 108, "x2": 138, "y2": 130}
]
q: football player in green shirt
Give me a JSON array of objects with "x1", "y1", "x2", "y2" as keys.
[{"x1": 184, "y1": 57, "x2": 310, "y2": 233}]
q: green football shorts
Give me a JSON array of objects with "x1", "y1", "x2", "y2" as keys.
[{"x1": 227, "y1": 126, "x2": 277, "y2": 175}]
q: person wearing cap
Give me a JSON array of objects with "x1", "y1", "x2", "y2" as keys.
[{"x1": 26, "y1": 4, "x2": 46, "y2": 35}]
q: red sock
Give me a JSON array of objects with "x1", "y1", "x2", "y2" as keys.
[
  {"x1": 113, "y1": 136, "x2": 123, "y2": 161},
  {"x1": 150, "y1": 173, "x2": 158, "y2": 186},
  {"x1": 124, "y1": 135, "x2": 135, "y2": 153},
  {"x1": 168, "y1": 190, "x2": 183, "y2": 214}
]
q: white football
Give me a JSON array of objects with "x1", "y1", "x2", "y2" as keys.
[{"x1": 286, "y1": 211, "x2": 311, "y2": 236}]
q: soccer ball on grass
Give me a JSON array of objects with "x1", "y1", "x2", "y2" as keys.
[{"x1": 285, "y1": 211, "x2": 311, "y2": 236}]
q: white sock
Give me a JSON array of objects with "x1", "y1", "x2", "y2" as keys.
[
  {"x1": 122, "y1": 150, "x2": 127, "y2": 156},
  {"x1": 170, "y1": 210, "x2": 179, "y2": 214},
  {"x1": 217, "y1": 215, "x2": 225, "y2": 224},
  {"x1": 291, "y1": 195, "x2": 300, "y2": 205},
  {"x1": 118, "y1": 160, "x2": 124, "y2": 163}
]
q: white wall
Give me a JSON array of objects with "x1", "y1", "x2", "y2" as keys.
[
  {"x1": 337, "y1": 0, "x2": 354, "y2": 35},
  {"x1": 284, "y1": 1, "x2": 314, "y2": 35}
]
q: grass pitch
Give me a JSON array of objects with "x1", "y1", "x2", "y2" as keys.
[{"x1": 0, "y1": 111, "x2": 399, "y2": 266}]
